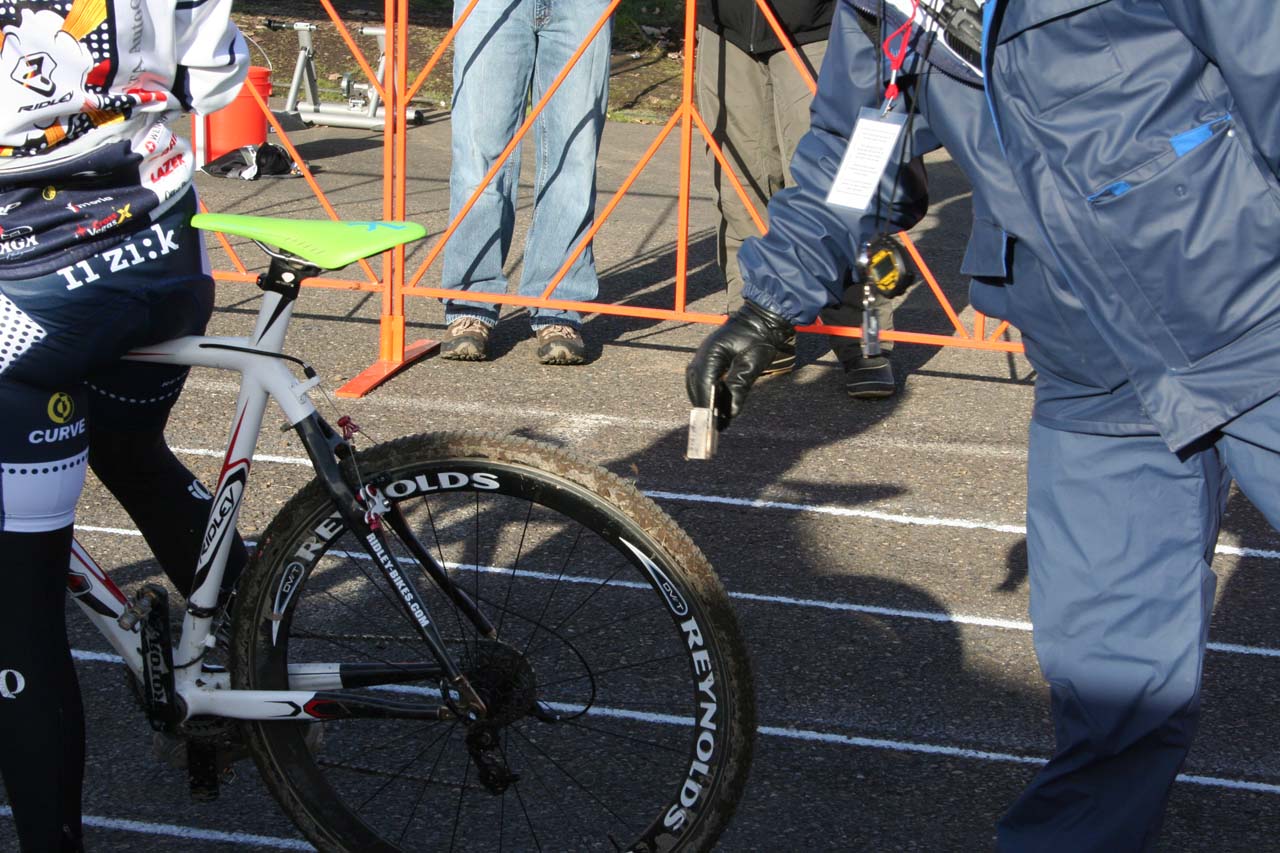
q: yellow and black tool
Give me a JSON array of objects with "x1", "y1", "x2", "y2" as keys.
[{"x1": 857, "y1": 234, "x2": 916, "y2": 298}]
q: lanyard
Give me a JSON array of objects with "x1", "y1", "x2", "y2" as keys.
[{"x1": 881, "y1": 0, "x2": 920, "y2": 113}]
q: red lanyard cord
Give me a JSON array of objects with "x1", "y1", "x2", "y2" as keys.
[{"x1": 881, "y1": 0, "x2": 920, "y2": 105}]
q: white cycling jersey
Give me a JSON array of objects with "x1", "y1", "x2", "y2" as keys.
[{"x1": 0, "y1": 0, "x2": 246, "y2": 275}]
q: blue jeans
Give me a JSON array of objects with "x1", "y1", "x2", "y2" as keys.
[{"x1": 443, "y1": 0, "x2": 611, "y2": 330}]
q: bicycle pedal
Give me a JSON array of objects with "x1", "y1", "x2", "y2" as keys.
[{"x1": 187, "y1": 739, "x2": 221, "y2": 801}]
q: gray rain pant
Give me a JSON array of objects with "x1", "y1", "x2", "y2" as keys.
[{"x1": 999, "y1": 394, "x2": 1280, "y2": 850}]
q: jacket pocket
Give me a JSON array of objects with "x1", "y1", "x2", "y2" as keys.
[
  {"x1": 1086, "y1": 120, "x2": 1280, "y2": 364},
  {"x1": 960, "y1": 217, "x2": 1010, "y2": 278},
  {"x1": 1000, "y1": 2, "x2": 1122, "y2": 114}
]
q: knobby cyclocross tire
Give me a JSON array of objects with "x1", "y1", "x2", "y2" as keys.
[{"x1": 231, "y1": 432, "x2": 754, "y2": 852}]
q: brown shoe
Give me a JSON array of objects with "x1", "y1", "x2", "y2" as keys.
[
  {"x1": 535, "y1": 325, "x2": 586, "y2": 365},
  {"x1": 440, "y1": 317, "x2": 492, "y2": 361}
]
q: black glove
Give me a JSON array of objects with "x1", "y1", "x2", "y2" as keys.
[{"x1": 685, "y1": 300, "x2": 795, "y2": 430}]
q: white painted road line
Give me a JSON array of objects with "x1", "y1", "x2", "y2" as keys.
[
  {"x1": 178, "y1": 378, "x2": 1029, "y2": 460},
  {"x1": 72, "y1": 527, "x2": 1280, "y2": 660},
  {"x1": 0, "y1": 806, "x2": 311, "y2": 850},
  {"x1": 167, "y1": 446, "x2": 1280, "y2": 560}
]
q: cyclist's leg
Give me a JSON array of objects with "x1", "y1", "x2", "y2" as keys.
[
  {"x1": 85, "y1": 363, "x2": 249, "y2": 603},
  {"x1": 0, "y1": 382, "x2": 90, "y2": 853}
]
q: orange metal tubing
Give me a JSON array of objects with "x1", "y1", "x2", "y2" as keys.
[
  {"x1": 406, "y1": 0, "x2": 479, "y2": 102},
  {"x1": 408, "y1": 1, "x2": 621, "y2": 289},
  {"x1": 197, "y1": 1, "x2": 1028, "y2": 402},
  {"x1": 319, "y1": 0, "x2": 387, "y2": 103},
  {"x1": 755, "y1": 0, "x2": 819, "y2": 94}
]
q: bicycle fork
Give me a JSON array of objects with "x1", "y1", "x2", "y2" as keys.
[{"x1": 292, "y1": 413, "x2": 493, "y2": 721}]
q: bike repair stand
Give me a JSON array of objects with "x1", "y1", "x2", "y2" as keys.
[{"x1": 270, "y1": 20, "x2": 426, "y2": 130}]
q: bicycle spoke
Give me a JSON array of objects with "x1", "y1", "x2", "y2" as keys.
[
  {"x1": 537, "y1": 648, "x2": 688, "y2": 691},
  {"x1": 448, "y1": 751, "x2": 472, "y2": 852},
  {"x1": 497, "y1": 500, "x2": 535, "y2": 638},
  {"x1": 508, "y1": 725, "x2": 634, "y2": 836},
  {"x1": 418, "y1": 495, "x2": 474, "y2": 650},
  {"x1": 355, "y1": 720, "x2": 458, "y2": 811},
  {"x1": 239, "y1": 437, "x2": 750, "y2": 851},
  {"x1": 539, "y1": 717, "x2": 688, "y2": 759},
  {"x1": 521, "y1": 527, "x2": 585, "y2": 657},
  {"x1": 511, "y1": 770, "x2": 545, "y2": 853}
]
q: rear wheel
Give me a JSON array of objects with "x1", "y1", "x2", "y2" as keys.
[{"x1": 232, "y1": 432, "x2": 754, "y2": 851}]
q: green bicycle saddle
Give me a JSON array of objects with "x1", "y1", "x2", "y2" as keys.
[{"x1": 191, "y1": 213, "x2": 427, "y2": 269}]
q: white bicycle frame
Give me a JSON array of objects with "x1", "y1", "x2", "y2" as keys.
[{"x1": 67, "y1": 277, "x2": 445, "y2": 724}]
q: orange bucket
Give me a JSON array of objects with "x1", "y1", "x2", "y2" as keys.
[{"x1": 196, "y1": 66, "x2": 273, "y2": 164}]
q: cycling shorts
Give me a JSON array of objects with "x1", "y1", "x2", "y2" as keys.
[{"x1": 0, "y1": 191, "x2": 213, "y2": 532}]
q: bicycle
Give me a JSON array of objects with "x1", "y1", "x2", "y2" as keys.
[{"x1": 65, "y1": 212, "x2": 755, "y2": 852}]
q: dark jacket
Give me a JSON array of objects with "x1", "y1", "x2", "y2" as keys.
[
  {"x1": 697, "y1": 0, "x2": 835, "y2": 56},
  {"x1": 739, "y1": 1, "x2": 1146, "y2": 437},
  {"x1": 983, "y1": 0, "x2": 1280, "y2": 451}
]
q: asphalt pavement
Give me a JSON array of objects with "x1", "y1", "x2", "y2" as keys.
[{"x1": 3, "y1": 108, "x2": 1280, "y2": 852}]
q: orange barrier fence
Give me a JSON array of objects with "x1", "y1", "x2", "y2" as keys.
[{"x1": 202, "y1": 0, "x2": 1023, "y2": 399}]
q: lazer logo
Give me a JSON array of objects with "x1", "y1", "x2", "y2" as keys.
[
  {"x1": 149, "y1": 153, "x2": 185, "y2": 183},
  {"x1": 0, "y1": 669, "x2": 26, "y2": 699},
  {"x1": 11, "y1": 52, "x2": 56, "y2": 97}
]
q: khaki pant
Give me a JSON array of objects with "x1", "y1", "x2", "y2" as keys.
[{"x1": 696, "y1": 26, "x2": 893, "y2": 362}]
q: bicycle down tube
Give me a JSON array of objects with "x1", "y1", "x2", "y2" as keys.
[{"x1": 72, "y1": 256, "x2": 483, "y2": 724}]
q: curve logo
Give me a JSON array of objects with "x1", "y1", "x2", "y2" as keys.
[
  {"x1": 0, "y1": 669, "x2": 26, "y2": 699},
  {"x1": 47, "y1": 392, "x2": 74, "y2": 424},
  {"x1": 619, "y1": 538, "x2": 688, "y2": 617}
]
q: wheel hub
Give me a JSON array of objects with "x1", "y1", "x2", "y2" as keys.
[{"x1": 465, "y1": 638, "x2": 538, "y2": 727}]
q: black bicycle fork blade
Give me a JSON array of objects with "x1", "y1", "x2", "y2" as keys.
[{"x1": 385, "y1": 503, "x2": 496, "y2": 637}]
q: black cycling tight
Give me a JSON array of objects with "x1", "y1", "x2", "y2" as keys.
[{"x1": 0, "y1": 426, "x2": 246, "y2": 850}]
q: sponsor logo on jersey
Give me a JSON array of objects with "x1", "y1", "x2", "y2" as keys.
[
  {"x1": 66, "y1": 195, "x2": 114, "y2": 214},
  {"x1": 0, "y1": 669, "x2": 25, "y2": 699},
  {"x1": 47, "y1": 392, "x2": 74, "y2": 424},
  {"x1": 41, "y1": 187, "x2": 56, "y2": 201},
  {"x1": 30, "y1": 393, "x2": 84, "y2": 443},
  {"x1": 75, "y1": 203, "x2": 132, "y2": 238},
  {"x1": 149, "y1": 153, "x2": 185, "y2": 183},
  {"x1": 0, "y1": 202, "x2": 20, "y2": 215},
  {"x1": 11, "y1": 51, "x2": 57, "y2": 98},
  {"x1": 0, "y1": 224, "x2": 37, "y2": 256}
]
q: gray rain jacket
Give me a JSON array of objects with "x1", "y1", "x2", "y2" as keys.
[
  {"x1": 739, "y1": 0, "x2": 1148, "y2": 436},
  {"x1": 983, "y1": 0, "x2": 1280, "y2": 450}
]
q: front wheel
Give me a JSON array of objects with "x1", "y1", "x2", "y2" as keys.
[{"x1": 232, "y1": 432, "x2": 754, "y2": 851}]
